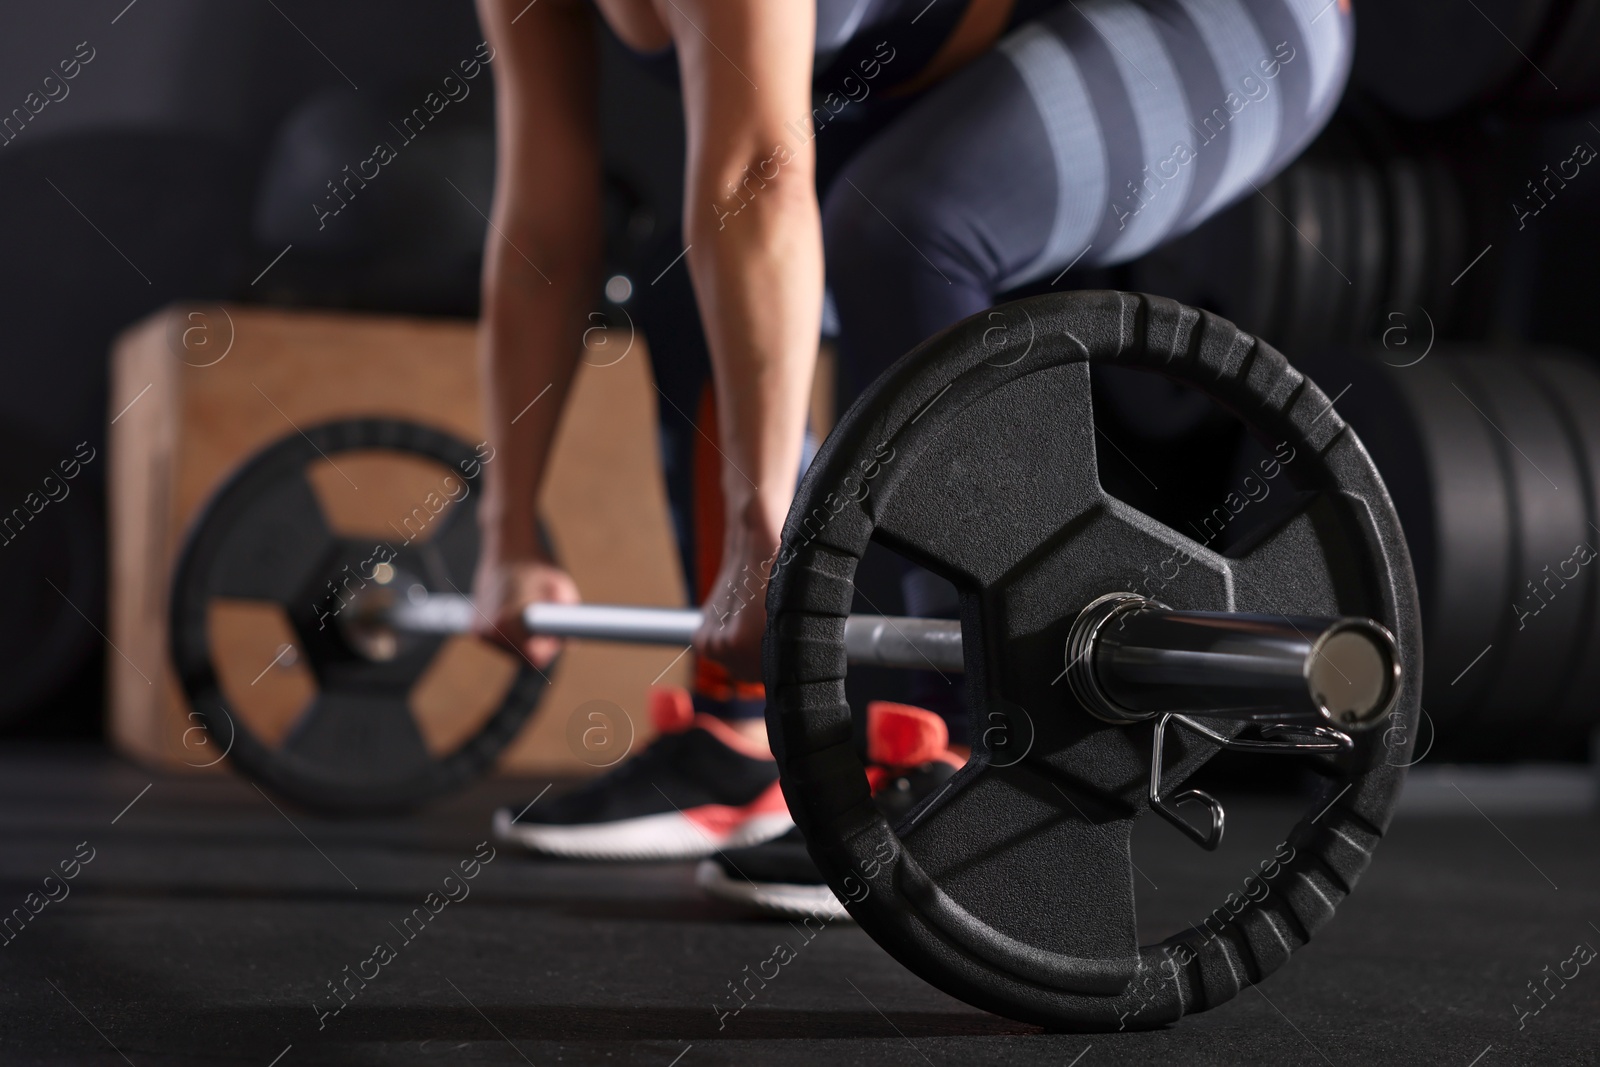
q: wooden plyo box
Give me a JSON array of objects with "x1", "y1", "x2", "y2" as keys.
[{"x1": 108, "y1": 305, "x2": 687, "y2": 777}]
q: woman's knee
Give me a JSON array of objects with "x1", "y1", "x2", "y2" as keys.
[
  {"x1": 825, "y1": 163, "x2": 934, "y2": 282},
  {"x1": 822, "y1": 155, "x2": 992, "y2": 303}
]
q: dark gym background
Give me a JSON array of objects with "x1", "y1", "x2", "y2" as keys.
[{"x1": 1, "y1": 1, "x2": 1597, "y2": 1064}]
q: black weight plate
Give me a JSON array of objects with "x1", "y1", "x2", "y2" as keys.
[
  {"x1": 1322, "y1": 162, "x2": 1355, "y2": 346},
  {"x1": 170, "y1": 418, "x2": 547, "y2": 813},
  {"x1": 1291, "y1": 163, "x2": 1340, "y2": 354},
  {"x1": 1308, "y1": 163, "x2": 1349, "y2": 353},
  {"x1": 1375, "y1": 357, "x2": 1512, "y2": 732},
  {"x1": 1345, "y1": 159, "x2": 1387, "y2": 344},
  {"x1": 1383, "y1": 156, "x2": 1430, "y2": 329},
  {"x1": 767, "y1": 290, "x2": 1422, "y2": 1030},
  {"x1": 1452, "y1": 356, "x2": 1588, "y2": 749},
  {"x1": 1524, "y1": 354, "x2": 1600, "y2": 740},
  {"x1": 1421, "y1": 157, "x2": 1466, "y2": 334},
  {"x1": 1281, "y1": 163, "x2": 1325, "y2": 358},
  {"x1": 1353, "y1": 0, "x2": 1557, "y2": 119},
  {"x1": 1252, "y1": 176, "x2": 1289, "y2": 345}
]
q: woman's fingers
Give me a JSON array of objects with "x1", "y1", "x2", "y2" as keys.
[{"x1": 471, "y1": 558, "x2": 582, "y2": 668}]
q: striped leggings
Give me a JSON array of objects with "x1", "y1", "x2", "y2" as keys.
[{"x1": 825, "y1": 0, "x2": 1353, "y2": 398}]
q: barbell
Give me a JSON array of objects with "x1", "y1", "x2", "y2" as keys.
[
  {"x1": 170, "y1": 407, "x2": 1402, "y2": 816},
  {"x1": 360, "y1": 587, "x2": 1395, "y2": 729},
  {"x1": 171, "y1": 289, "x2": 1421, "y2": 1030}
]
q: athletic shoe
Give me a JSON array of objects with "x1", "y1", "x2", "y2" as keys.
[
  {"x1": 492, "y1": 687, "x2": 790, "y2": 861},
  {"x1": 695, "y1": 702, "x2": 962, "y2": 919}
]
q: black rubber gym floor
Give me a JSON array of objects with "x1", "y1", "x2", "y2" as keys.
[{"x1": 2, "y1": 745, "x2": 1595, "y2": 1066}]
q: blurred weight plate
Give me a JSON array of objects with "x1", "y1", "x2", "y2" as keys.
[
  {"x1": 170, "y1": 418, "x2": 548, "y2": 812},
  {"x1": 1252, "y1": 177, "x2": 1290, "y2": 344},
  {"x1": 1336, "y1": 355, "x2": 1513, "y2": 732},
  {"x1": 1353, "y1": 0, "x2": 1556, "y2": 119},
  {"x1": 1282, "y1": 164, "x2": 1326, "y2": 358},
  {"x1": 1383, "y1": 156, "x2": 1430, "y2": 327},
  {"x1": 1452, "y1": 356, "x2": 1589, "y2": 750},
  {"x1": 1316, "y1": 163, "x2": 1353, "y2": 348},
  {"x1": 1344, "y1": 158, "x2": 1387, "y2": 343},
  {"x1": 1527, "y1": 355, "x2": 1600, "y2": 738},
  {"x1": 1420, "y1": 157, "x2": 1467, "y2": 333}
]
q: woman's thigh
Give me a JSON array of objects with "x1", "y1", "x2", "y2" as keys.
[{"x1": 825, "y1": 0, "x2": 1354, "y2": 303}]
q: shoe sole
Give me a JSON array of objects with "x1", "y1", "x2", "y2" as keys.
[
  {"x1": 493, "y1": 807, "x2": 793, "y2": 861},
  {"x1": 694, "y1": 859, "x2": 853, "y2": 922}
]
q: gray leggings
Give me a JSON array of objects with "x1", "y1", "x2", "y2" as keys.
[{"x1": 824, "y1": 0, "x2": 1353, "y2": 399}]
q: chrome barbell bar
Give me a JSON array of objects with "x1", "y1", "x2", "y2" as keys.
[{"x1": 375, "y1": 590, "x2": 1400, "y2": 728}]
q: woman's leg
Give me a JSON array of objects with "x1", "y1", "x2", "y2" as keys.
[
  {"x1": 824, "y1": 0, "x2": 1354, "y2": 399},
  {"x1": 822, "y1": 0, "x2": 1352, "y2": 737},
  {"x1": 631, "y1": 225, "x2": 711, "y2": 604}
]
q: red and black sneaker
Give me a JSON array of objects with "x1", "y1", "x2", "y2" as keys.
[
  {"x1": 694, "y1": 701, "x2": 963, "y2": 919},
  {"x1": 492, "y1": 687, "x2": 791, "y2": 861}
]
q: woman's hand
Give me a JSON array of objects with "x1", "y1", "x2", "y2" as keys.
[
  {"x1": 694, "y1": 517, "x2": 781, "y2": 682},
  {"x1": 471, "y1": 555, "x2": 582, "y2": 668}
]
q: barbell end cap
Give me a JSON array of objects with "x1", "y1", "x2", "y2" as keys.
[
  {"x1": 1306, "y1": 618, "x2": 1401, "y2": 732},
  {"x1": 1066, "y1": 594, "x2": 1403, "y2": 733}
]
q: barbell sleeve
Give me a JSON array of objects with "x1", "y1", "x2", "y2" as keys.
[{"x1": 1066, "y1": 593, "x2": 1401, "y2": 731}]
